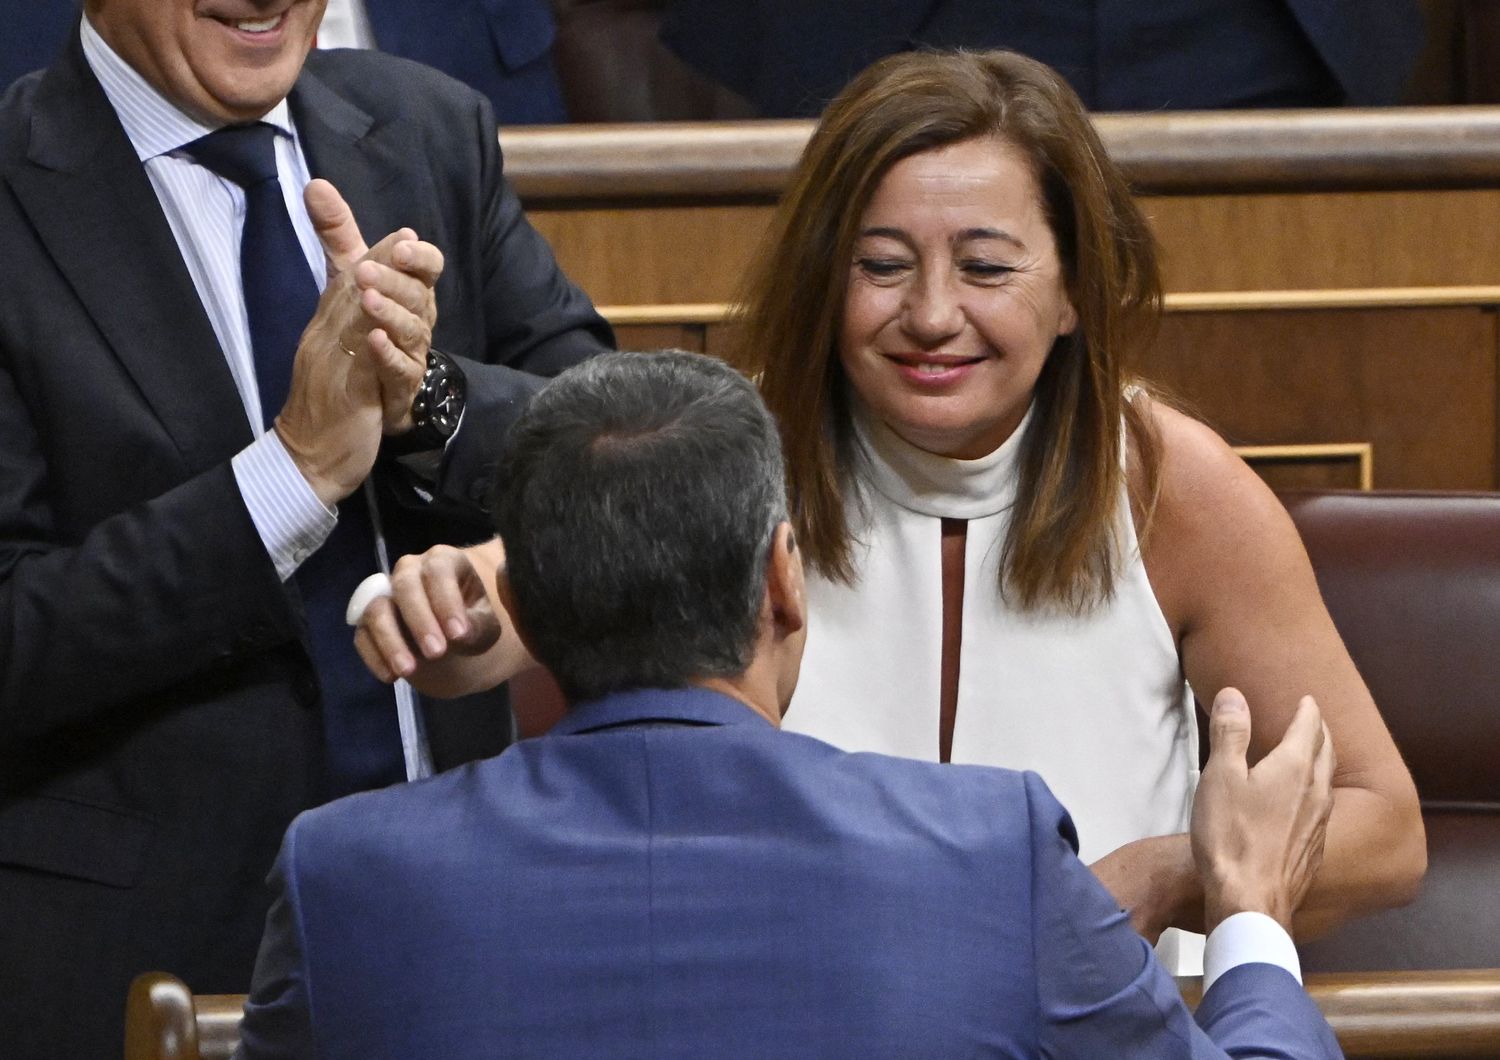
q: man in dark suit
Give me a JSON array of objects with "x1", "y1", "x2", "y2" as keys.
[
  {"x1": 237, "y1": 351, "x2": 1342, "y2": 1057},
  {"x1": 662, "y1": 0, "x2": 1426, "y2": 116},
  {"x1": 0, "y1": 0, "x2": 610, "y2": 1056}
]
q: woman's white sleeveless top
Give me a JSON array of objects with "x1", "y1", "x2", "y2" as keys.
[{"x1": 784, "y1": 409, "x2": 1203, "y2": 970}]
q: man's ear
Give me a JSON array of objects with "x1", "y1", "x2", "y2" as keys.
[
  {"x1": 766, "y1": 521, "x2": 806, "y2": 638},
  {"x1": 494, "y1": 565, "x2": 541, "y2": 663}
]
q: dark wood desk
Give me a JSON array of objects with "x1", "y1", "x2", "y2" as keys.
[{"x1": 127, "y1": 969, "x2": 1500, "y2": 1059}]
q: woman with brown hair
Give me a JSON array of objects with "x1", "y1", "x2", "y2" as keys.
[
  {"x1": 720, "y1": 49, "x2": 1423, "y2": 966},
  {"x1": 353, "y1": 50, "x2": 1423, "y2": 966}
]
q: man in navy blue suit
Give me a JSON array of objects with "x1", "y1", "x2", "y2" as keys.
[{"x1": 238, "y1": 351, "x2": 1343, "y2": 1057}]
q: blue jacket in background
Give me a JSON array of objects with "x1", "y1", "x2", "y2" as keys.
[
  {"x1": 0, "y1": 0, "x2": 566, "y2": 124},
  {"x1": 662, "y1": 0, "x2": 1427, "y2": 116}
]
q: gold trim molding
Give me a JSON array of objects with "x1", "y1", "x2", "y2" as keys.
[{"x1": 1234, "y1": 443, "x2": 1374, "y2": 491}]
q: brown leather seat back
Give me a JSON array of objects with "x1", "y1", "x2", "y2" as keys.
[{"x1": 1284, "y1": 490, "x2": 1500, "y2": 971}]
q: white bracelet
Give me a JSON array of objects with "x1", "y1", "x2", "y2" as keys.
[{"x1": 345, "y1": 572, "x2": 393, "y2": 627}]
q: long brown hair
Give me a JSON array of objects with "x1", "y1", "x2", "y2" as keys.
[{"x1": 728, "y1": 49, "x2": 1162, "y2": 611}]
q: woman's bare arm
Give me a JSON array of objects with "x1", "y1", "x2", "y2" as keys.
[{"x1": 1104, "y1": 398, "x2": 1425, "y2": 940}]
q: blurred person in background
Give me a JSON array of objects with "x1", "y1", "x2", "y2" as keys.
[{"x1": 661, "y1": 0, "x2": 1426, "y2": 116}]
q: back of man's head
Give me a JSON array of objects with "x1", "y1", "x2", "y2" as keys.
[{"x1": 492, "y1": 351, "x2": 788, "y2": 703}]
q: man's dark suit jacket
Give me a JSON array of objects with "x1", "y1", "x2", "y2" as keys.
[
  {"x1": 236, "y1": 687, "x2": 1343, "y2": 1058},
  {"x1": 0, "y1": 33, "x2": 610, "y2": 1060},
  {"x1": 0, "y1": 1, "x2": 569, "y2": 124},
  {"x1": 662, "y1": 0, "x2": 1426, "y2": 116}
]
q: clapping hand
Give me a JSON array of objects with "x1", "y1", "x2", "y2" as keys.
[{"x1": 275, "y1": 179, "x2": 445, "y2": 504}]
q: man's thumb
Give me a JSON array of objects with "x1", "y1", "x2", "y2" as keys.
[
  {"x1": 305, "y1": 178, "x2": 367, "y2": 273},
  {"x1": 1207, "y1": 686, "x2": 1253, "y2": 766}
]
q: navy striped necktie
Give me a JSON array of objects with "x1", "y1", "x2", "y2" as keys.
[
  {"x1": 183, "y1": 122, "x2": 319, "y2": 427},
  {"x1": 183, "y1": 122, "x2": 407, "y2": 796}
]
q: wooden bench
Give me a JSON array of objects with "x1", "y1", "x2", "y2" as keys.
[{"x1": 125, "y1": 968, "x2": 1500, "y2": 1059}]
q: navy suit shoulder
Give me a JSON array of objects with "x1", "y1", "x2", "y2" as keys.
[
  {"x1": 243, "y1": 692, "x2": 1340, "y2": 1057},
  {"x1": 1284, "y1": 0, "x2": 1425, "y2": 104},
  {"x1": 360, "y1": 0, "x2": 566, "y2": 123},
  {"x1": 301, "y1": 46, "x2": 496, "y2": 122}
]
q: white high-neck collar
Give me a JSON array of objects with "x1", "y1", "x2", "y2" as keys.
[{"x1": 851, "y1": 401, "x2": 1032, "y2": 520}]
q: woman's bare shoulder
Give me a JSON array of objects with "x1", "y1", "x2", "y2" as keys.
[
  {"x1": 1134, "y1": 395, "x2": 1287, "y2": 532},
  {"x1": 1132, "y1": 394, "x2": 1308, "y2": 633}
]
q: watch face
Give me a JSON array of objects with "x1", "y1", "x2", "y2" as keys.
[
  {"x1": 414, "y1": 352, "x2": 466, "y2": 439},
  {"x1": 430, "y1": 373, "x2": 463, "y2": 432}
]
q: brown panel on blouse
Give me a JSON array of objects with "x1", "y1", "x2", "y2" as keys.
[{"x1": 939, "y1": 518, "x2": 967, "y2": 764}]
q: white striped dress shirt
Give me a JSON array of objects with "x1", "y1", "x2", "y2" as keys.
[
  {"x1": 80, "y1": 18, "x2": 431, "y2": 779},
  {"x1": 81, "y1": 17, "x2": 334, "y2": 578},
  {"x1": 318, "y1": 0, "x2": 378, "y2": 50}
]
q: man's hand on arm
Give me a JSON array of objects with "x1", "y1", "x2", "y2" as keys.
[
  {"x1": 1193, "y1": 688, "x2": 1336, "y2": 935},
  {"x1": 1190, "y1": 687, "x2": 1336, "y2": 995}
]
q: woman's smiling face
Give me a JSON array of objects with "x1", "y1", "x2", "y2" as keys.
[{"x1": 838, "y1": 135, "x2": 1077, "y2": 459}]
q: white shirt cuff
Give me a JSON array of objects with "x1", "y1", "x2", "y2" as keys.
[
  {"x1": 232, "y1": 431, "x2": 337, "y2": 581},
  {"x1": 1202, "y1": 911, "x2": 1302, "y2": 993}
]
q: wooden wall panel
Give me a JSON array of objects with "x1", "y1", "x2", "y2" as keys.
[
  {"x1": 598, "y1": 301, "x2": 1500, "y2": 492},
  {"x1": 1244, "y1": 461, "x2": 1365, "y2": 492},
  {"x1": 703, "y1": 320, "x2": 743, "y2": 360},
  {"x1": 529, "y1": 204, "x2": 774, "y2": 306},
  {"x1": 612, "y1": 322, "x2": 708, "y2": 353},
  {"x1": 1143, "y1": 190, "x2": 1500, "y2": 292},
  {"x1": 530, "y1": 190, "x2": 1500, "y2": 306},
  {"x1": 1145, "y1": 307, "x2": 1499, "y2": 489},
  {"x1": 512, "y1": 111, "x2": 1500, "y2": 303}
]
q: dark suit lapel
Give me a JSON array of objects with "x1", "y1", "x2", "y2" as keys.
[
  {"x1": 5, "y1": 34, "x2": 253, "y2": 468},
  {"x1": 289, "y1": 65, "x2": 405, "y2": 261}
]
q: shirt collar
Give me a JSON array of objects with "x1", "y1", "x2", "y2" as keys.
[
  {"x1": 550, "y1": 687, "x2": 775, "y2": 737},
  {"x1": 851, "y1": 396, "x2": 1032, "y2": 520},
  {"x1": 80, "y1": 15, "x2": 296, "y2": 163}
]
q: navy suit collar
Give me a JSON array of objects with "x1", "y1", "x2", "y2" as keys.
[
  {"x1": 551, "y1": 687, "x2": 776, "y2": 736},
  {"x1": 290, "y1": 56, "x2": 404, "y2": 244}
]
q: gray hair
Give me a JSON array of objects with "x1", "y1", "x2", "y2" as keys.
[{"x1": 492, "y1": 351, "x2": 789, "y2": 703}]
